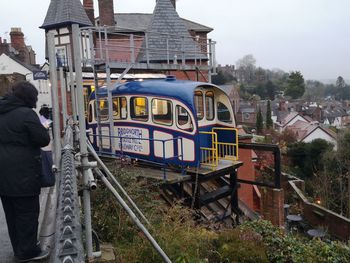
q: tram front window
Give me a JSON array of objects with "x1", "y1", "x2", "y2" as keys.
[
  {"x1": 217, "y1": 102, "x2": 232, "y2": 123},
  {"x1": 205, "y1": 91, "x2": 214, "y2": 120},
  {"x1": 194, "y1": 90, "x2": 204, "y2": 120},
  {"x1": 176, "y1": 105, "x2": 193, "y2": 132}
]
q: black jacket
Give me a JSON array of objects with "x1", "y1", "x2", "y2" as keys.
[{"x1": 0, "y1": 96, "x2": 50, "y2": 196}]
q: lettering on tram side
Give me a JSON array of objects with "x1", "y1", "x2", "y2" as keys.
[{"x1": 116, "y1": 127, "x2": 150, "y2": 155}]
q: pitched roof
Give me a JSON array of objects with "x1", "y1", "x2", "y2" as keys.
[
  {"x1": 40, "y1": 0, "x2": 92, "y2": 30},
  {"x1": 136, "y1": 0, "x2": 207, "y2": 62},
  {"x1": 287, "y1": 120, "x2": 336, "y2": 142},
  {"x1": 281, "y1": 111, "x2": 310, "y2": 126},
  {"x1": 112, "y1": 13, "x2": 212, "y2": 33},
  {"x1": 0, "y1": 53, "x2": 40, "y2": 72}
]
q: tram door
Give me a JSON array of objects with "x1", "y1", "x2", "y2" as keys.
[{"x1": 151, "y1": 98, "x2": 196, "y2": 166}]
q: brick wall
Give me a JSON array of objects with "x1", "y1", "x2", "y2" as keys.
[
  {"x1": 83, "y1": 0, "x2": 95, "y2": 25},
  {"x1": 98, "y1": 0, "x2": 115, "y2": 26},
  {"x1": 260, "y1": 187, "x2": 284, "y2": 226},
  {"x1": 0, "y1": 38, "x2": 10, "y2": 55},
  {"x1": 288, "y1": 179, "x2": 350, "y2": 240},
  {"x1": 237, "y1": 138, "x2": 256, "y2": 210}
]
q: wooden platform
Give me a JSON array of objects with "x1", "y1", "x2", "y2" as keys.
[{"x1": 107, "y1": 159, "x2": 243, "y2": 184}]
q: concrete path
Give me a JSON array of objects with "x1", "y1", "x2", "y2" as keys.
[
  {"x1": 0, "y1": 186, "x2": 56, "y2": 263},
  {"x1": 0, "y1": 201, "x2": 16, "y2": 263}
]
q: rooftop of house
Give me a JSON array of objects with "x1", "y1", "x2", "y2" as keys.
[
  {"x1": 41, "y1": 0, "x2": 92, "y2": 29},
  {"x1": 0, "y1": 53, "x2": 40, "y2": 72},
  {"x1": 110, "y1": 13, "x2": 213, "y2": 33},
  {"x1": 136, "y1": 0, "x2": 208, "y2": 62},
  {"x1": 287, "y1": 120, "x2": 337, "y2": 141}
]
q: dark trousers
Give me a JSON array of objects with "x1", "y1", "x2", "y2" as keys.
[{"x1": 0, "y1": 195, "x2": 41, "y2": 259}]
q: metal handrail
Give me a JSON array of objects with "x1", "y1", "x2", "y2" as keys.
[
  {"x1": 81, "y1": 26, "x2": 214, "y2": 68},
  {"x1": 88, "y1": 132, "x2": 186, "y2": 180},
  {"x1": 199, "y1": 131, "x2": 218, "y2": 168},
  {"x1": 212, "y1": 127, "x2": 239, "y2": 161}
]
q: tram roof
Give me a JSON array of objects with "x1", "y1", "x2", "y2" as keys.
[{"x1": 91, "y1": 77, "x2": 219, "y2": 108}]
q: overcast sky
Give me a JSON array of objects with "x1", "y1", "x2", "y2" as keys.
[{"x1": 1, "y1": 0, "x2": 349, "y2": 81}]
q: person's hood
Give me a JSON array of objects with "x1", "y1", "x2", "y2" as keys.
[{"x1": 0, "y1": 96, "x2": 27, "y2": 114}]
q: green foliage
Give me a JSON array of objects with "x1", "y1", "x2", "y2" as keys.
[
  {"x1": 92, "y1": 164, "x2": 350, "y2": 262},
  {"x1": 214, "y1": 229, "x2": 268, "y2": 263},
  {"x1": 256, "y1": 107, "x2": 263, "y2": 134},
  {"x1": 284, "y1": 71, "x2": 305, "y2": 99},
  {"x1": 265, "y1": 80, "x2": 276, "y2": 100},
  {"x1": 241, "y1": 220, "x2": 350, "y2": 263},
  {"x1": 317, "y1": 130, "x2": 350, "y2": 215},
  {"x1": 265, "y1": 100, "x2": 273, "y2": 129},
  {"x1": 212, "y1": 70, "x2": 235, "y2": 85},
  {"x1": 287, "y1": 139, "x2": 333, "y2": 180}
]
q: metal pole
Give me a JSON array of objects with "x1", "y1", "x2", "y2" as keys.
[
  {"x1": 47, "y1": 30, "x2": 61, "y2": 168},
  {"x1": 104, "y1": 27, "x2": 116, "y2": 155},
  {"x1": 59, "y1": 67, "x2": 67, "y2": 129},
  {"x1": 72, "y1": 23, "x2": 94, "y2": 262},
  {"x1": 94, "y1": 168, "x2": 172, "y2": 263},
  {"x1": 208, "y1": 39, "x2": 213, "y2": 83},
  {"x1": 67, "y1": 45, "x2": 77, "y2": 123}
]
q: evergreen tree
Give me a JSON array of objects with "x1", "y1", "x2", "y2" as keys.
[
  {"x1": 266, "y1": 100, "x2": 273, "y2": 129},
  {"x1": 265, "y1": 80, "x2": 276, "y2": 100},
  {"x1": 284, "y1": 71, "x2": 305, "y2": 99},
  {"x1": 256, "y1": 107, "x2": 263, "y2": 134}
]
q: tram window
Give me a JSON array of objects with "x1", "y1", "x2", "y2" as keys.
[
  {"x1": 95, "y1": 99, "x2": 109, "y2": 121},
  {"x1": 88, "y1": 103, "x2": 93, "y2": 123},
  {"x1": 152, "y1": 99, "x2": 173, "y2": 126},
  {"x1": 83, "y1": 86, "x2": 90, "y2": 117},
  {"x1": 112, "y1": 97, "x2": 127, "y2": 120},
  {"x1": 194, "y1": 90, "x2": 204, "y2": 120},
  {"x1": 217, "y1": 102, "x2": 232, "y2": 123},
  {"x1": 176, "y1": 105, "x2": 193, "y2": 132},
  {"x1": 130, "y1": 97, "x2": 148, "y2": 121},
  {"x1": 205, "y1": 91, "x2": 214, "y2": 120}
]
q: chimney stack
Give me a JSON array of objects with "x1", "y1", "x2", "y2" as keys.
[
  {"x1": 156, "y1": 0, "x2": 176, "y2": 9},
  {"x1": 10, "y1": 28, "x2": 25, "y2": 50},
  {"x1": 83, "y1": 0, "x2": 95, "y2": 25},
  {"x1": 98, "y1": 0, "x2": 115, "y2": 26}
]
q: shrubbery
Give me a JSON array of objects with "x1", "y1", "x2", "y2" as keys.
[{"x1": 91, "y1": 166, "x2": 350, "y2": 262}]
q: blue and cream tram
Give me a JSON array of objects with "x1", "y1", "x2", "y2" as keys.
[{"x1": 86, "y1": 76, "x2": 238, "y2": 169}]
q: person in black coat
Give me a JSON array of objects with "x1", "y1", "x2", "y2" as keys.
[{"x1": 0, "y1": 81, "x2": 50, "y2": 262}]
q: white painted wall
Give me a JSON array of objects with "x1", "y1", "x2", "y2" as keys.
[
  {"x1": 0, "y1": 54, "x2": 52, "y2": 112},
  {"x1": 303, "y1": 127, "x2": 337, "y2": 149}
]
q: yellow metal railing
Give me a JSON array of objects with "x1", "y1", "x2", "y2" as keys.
[
  {"x1": 199, "y1": 131, "x2": 218, "y2": 168},
  {"x1": 212, "y1": 127, "x2": 239, "y2": 161}
]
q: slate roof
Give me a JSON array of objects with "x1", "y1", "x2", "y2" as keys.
[
  {"x1": 111, "y1": 13, "x2": 213, "y2": 33},
  {"x1": 40, "y1": 0, "x2": 92, "y2": 30},
  {"x1": 136, "y1": 0, "x2": 207, "y2": 62}
]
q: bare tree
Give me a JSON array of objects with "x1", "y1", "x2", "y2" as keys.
[{"x1": 236, "y1": 54, "x2": 256, "y2": 84}]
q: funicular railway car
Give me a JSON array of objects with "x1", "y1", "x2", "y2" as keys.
[{"x1": 86, "y1": 76, "x2": 239, "y2": 172}]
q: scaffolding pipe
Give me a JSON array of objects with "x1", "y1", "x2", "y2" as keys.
[
  {"x1": 47, "y1": 31, "x2": 61, "y2": 168},
  {"x1": 104, "y1": 26, "x2": 116, "y2": 154},
  {"x1": 67, "y1": 45, "x2": 77, "y2": 123},
  {"x1": 94, "y1": 168, "x2": 171, "y2": 263},
  {"x1": 72, "y1": 23, "x2": 94, "y2": 262},
  {"x1": 87, "y1": 141, "x2": 150, "y2": 225},
  {"x1": 59, "y1": 67, "x2": 67, "y2": 129}
]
